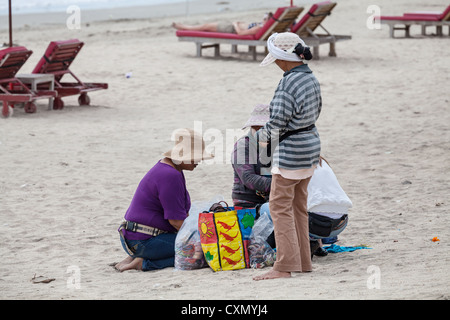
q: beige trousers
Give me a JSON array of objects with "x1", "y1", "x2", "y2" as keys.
[{"x1": 269, "y1": 173, "x2": 312, "y2": 273}]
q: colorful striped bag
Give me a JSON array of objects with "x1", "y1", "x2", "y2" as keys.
[{"x1": 198, "y1": 204, "x2": 256, "y2": 272}]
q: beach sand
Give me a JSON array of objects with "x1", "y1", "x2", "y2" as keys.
[{"x1": 0, "y1": 0, "x2": 449, "y2": 300}]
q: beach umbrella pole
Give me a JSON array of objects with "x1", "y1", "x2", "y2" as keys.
[{"x1": 9, "y1": 0, "x2": 13, "y2": 47}]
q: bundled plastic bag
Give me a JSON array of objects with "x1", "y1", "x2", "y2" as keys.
[
  {"x1": 174, "y1": 211, "x2": 206, "y2": 270},
  {"x1": 174, "y1": 196, "x2": 223, "y2": 270},
  {"x1": 248, "y1": 212, "x2": 276, "y2": 269}
]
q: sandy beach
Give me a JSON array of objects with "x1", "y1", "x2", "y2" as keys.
[{"x1": 0, "y1": 0, "x2": 449, "y2": 301}]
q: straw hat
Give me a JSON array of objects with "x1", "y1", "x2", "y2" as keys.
[
  {"x1": 162, "y1": 128, "x2": 214, "y2": 163},
  {"x1": 242, "y1": 104, "x2": 270, "y2": 129},
  {"x1": 260, "y1": 32, "x2": 307, "y2": 67}
]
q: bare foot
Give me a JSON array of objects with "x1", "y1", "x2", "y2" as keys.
[
  {"x1": 172, "y1": 22, "x2": 184, "y2": 30},
  {"x1": 253, "y1": 269, "x2": 291, "y2": 281},
  {"x1": 117, "y1": 257, "x2": 143, "y2": 272},
  {"x1": 114, "y1": 256, "x2": 134, "y2": 271}
]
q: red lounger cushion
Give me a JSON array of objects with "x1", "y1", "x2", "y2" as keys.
[
  {"x1": 0, "y1": 46, "x2": 31, "y2": 79},
  {"x1": 291, "y1": 1, "x2": 332, "y2": 33},
  {"x1": 379, "y1": 14, "x2": 440, "y2": 21},
  {"x1": 176, "y1": 6, "x2": 292, "y2": 41},
  {"x1": 379, "y1": 5, "x2": 450, "y2": 21},
  {"x1": 403, "y1": 13, "x2": 441, "y2": 19},
  {"x1": 32, "y1": 39, "x2": 81, "y2": 74},
  {"x1": 176, "y1": 30, "x2": 255, "y2": 40},
  {"x1": 0, "y1": 46, "x2": 29, "y2": 60}
]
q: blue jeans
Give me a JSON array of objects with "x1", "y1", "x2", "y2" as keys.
[{"x1": 120, "y1": 233, "x2": 177, "y2": 271}]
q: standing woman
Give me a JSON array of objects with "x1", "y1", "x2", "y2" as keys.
[
  {"x1": 253, "y1": 32, "x2": 322, "y2": 280},
  {"x1": 115, "y1": 128, "x2": 213, "y2": 272}
]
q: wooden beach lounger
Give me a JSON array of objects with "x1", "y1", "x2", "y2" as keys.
[
  {"x1": 291, "y1": 1, "x2": 352, "y2": 59},
  {"x1": 378, "y1": 5, "x2": 450, "y2": 38},
  {"x1": 176, "y1": 6, "x2": 304, "y2": 60},
  {"x1": 32, "y1": 39, "x2": 108, "y2": 110},
  {"x1": 0, "y1": 46, "x2": 57, "y2": 118}
]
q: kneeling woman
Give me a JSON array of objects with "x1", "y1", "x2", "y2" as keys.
[{"x1": 115, "y1": 128, "x2": 213, "y2": 272}]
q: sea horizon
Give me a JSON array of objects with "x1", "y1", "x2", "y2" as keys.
[{"x1": 0, "y1": 0, "x2": 191, "y2": 16}]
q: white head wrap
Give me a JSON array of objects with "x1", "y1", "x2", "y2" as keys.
[{"x1": 260, "y1": 32, "x2": 308, "y2": 67}]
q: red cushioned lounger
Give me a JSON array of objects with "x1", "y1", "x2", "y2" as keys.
[
  {"x1": 290, "y1": 1, "x2": 351, "y2": 58},
  {"x1": 32, "y1": 39, "x2": 108, "y2": 109},
  {"x1": 377, "y1": 5, "x2": 450, "y2": 37},
  {"x1": 176, "y1": 6, "x2": 304, "y2": 60},
  {"x1": 0, "y1": 46, "x2": 57, "y2": 117}
]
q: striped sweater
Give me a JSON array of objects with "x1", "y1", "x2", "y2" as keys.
[{"x1": 257, "y1": 64, "x2": 322, "y2": 169}]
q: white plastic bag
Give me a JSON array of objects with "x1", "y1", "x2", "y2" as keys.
[
  {"x1": 174, "y1": 211, "x2": 205, "y2": 270},
  {"x1": 248, "y1": 212, "x2": 276, "y2": 268},
  {"x1": 174, "y1": 196, "x2": 224, "y2": 270}
]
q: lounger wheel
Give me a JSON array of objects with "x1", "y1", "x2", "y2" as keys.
[
  {"x1": 1, "y1": 104, "x2": 14, "y2": 118},
  {"x1": 24, "y1": 102, "x2": 37, "y2": 114},
  {"x1": 78, "y1": 93, "x2": 91, "y2": 106},
  {"x1": 53, "y1": 98, "x2": 64, "y2": 110}
]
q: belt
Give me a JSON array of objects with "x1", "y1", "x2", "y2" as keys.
[
  {"x1": 119, "y1": 220, "x2": 168, "y2": 237},
  {"x1": 280, "y1": 124, "x2": 316, "y2": 141},
  {"x1": 265, "y1": 124, "x2": 316, "y2": 157}
]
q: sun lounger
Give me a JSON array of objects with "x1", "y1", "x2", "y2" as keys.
[
  {"x1": 32, "y1": 39, "x2": 108, "y2": 109},
  {"x1": 378, "y1": 5, "x2": 450, "y2": 38},
  {"x1": 176, "y1": 6, "x2": 304, "y2": 60},
  {"x1": 291, "y1": 1, "x2": 351, "y2": 59},
  {"x1": 0, "y1": 46, "x2": 57, "y2": 118}
]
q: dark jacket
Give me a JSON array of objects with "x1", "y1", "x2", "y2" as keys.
[{"x1": 231, "y1": 133, "x2": 271, "y2": 207}]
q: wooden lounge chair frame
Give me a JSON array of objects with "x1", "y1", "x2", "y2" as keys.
[
  {"x1": 32, "y1": 39, "x2": 108, "y2": 110},
  {"x1": 0, "y1": 47, "x2": 57, "y2": 118},
  {"x1": 291, "y1": 1, "x2": 351, "y2": 59},
  {"x1": 176, "y1": 6, "x2": 304, "y2": 60},
  {"x1": 378, "y1": 5, "x2": 450, "y2": 38}
]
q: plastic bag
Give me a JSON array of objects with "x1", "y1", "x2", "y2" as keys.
[
  {"x1": 174, "y1": 196, "x2": 224, "y2": 270},
  {"x1": 174, "y1": 218, "x2": 206, "y2": 270},
  {"x1": 248, "y1": 212, "x2": 276, "y2": 269}
]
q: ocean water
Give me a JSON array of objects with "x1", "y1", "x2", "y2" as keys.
[{"x1": 0, "y1": 0, "x2": 187, "y2": 16}]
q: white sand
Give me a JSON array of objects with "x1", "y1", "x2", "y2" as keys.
[{"x1": 0, "y1": 0, "x2": 449, "y2": 300}]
